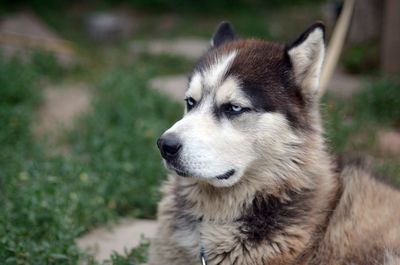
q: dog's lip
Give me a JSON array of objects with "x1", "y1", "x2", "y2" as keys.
[
  {"x1": 167, "y1": 163, "x2": 235, "y2": 180},
  {"x1": 215, "y1": 169, "x2": 235, "y2": 180},
  {"x1": 174, "y1": 168, "x2": 188, "y2": 177},
  {"x1": 166, "y1": 163, "x2": 189, "y2": 177}
]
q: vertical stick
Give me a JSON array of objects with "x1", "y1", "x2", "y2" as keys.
[{"x1": 320, "y1": 0, "x2": 355, "y2": 94}]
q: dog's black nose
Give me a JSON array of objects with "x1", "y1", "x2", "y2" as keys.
[{"x1": 157, "y1": 134, "x2": 182, "y2": 160}]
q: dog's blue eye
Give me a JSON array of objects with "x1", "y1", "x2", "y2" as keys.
[
  {"x1": 224, "y1": 104, "x2": 250, "y2": 115},
  {"x1": 231, "y1": 105, "x2": 242, "y2": 112},
  {"x1": 185, "y1": 97, "x2": 196, "y2": 111}
]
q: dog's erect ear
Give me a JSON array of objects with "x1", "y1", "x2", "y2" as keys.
[
  {"x1": 286, "y1": 22, "x2": 325, "y2": 101},
  {"x1": 211, "y1": 21, "x2": 236, "y2": 47}
]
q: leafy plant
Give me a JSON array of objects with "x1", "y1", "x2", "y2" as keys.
[
  {"x1": 342, "y1": 42, "x2": 380, "y2": 75},
  {"x1": 0, "y1": 55, "x2": 181, "y2": 264}
]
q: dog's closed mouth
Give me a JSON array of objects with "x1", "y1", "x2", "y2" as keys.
[
  {"x1": 216, "y1": 169, "x2": 235, "y2": 180},
  {"x1": 173, "y1": 167, "x2": 235, "y2": 180}
]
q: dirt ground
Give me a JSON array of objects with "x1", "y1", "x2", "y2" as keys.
[{"x1": 76, "y1": 219, "x2": 158, "y2": 262}]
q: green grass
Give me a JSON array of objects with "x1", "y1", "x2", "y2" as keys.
[
  {"x1": 134, "y1": 53, "x2": 194, "y2": 76},
  {"x1": 31, "y1": 1, "x2": 322, "y2": 50},
  {"x1": 67, "y1": 66, "x2": 182, "y2": 219},
  {"x1": 323, "y1": 79, "x2": 400, "y2": 153},
  {"x1": 353, "y1": 80, "x2": 400, "y2": 127},
  {"x1": 0, "y1": 56, "x2": 87, "y2": 264},
  {"x1": 128, "y1": 12, "x2": 274, "y2": 40},
  {"x1": 375, "y1": 159, "x2": 400, "y2": 186},
  {"x1": 109, "y1": 239, "x2": 150, "y2": 264},
  {"x1": 0, "y1": 54, "x2": 181, "y2": 264},
  {"x1": 342, "y1": 41, "x2": 380, "y2": 75},
  {"x1": 2, "y1": 0, "x2": 324, "y2": 15},
  {"x1": 323, "y1": 80, "x2": 400, "y2": 186}
]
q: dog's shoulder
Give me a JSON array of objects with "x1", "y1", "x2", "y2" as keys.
[
  {"x1": 333, "y1": 154, "x2": 400, "y2": 230},
  {"x1": 334, "y1": 154, "x2": 399, "y2": 201},
  {"x1": 317, "y1": 155, "x2": 400, "y2": 264}
]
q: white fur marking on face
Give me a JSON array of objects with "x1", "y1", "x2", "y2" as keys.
[
  {"x1": 288, "y1": 29, "x2": 325, "y2": 97},
  {"x1": 216, "y1": 77, "x2": 251, "y2": 107},
  {"x1": 163, "y1": 104, "x2": 255, "y2": 187},
  {"x1": 163, "y1": 96, "x2": 304, "y2": 188},
  {"x1": 186, "y1": 72, "x2": 203, "y2": 101},
  {"x1": 203, "y1": 51, "x2": 237, "y2": 88}
]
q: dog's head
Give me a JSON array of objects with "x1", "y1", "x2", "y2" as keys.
[{"x1": 157, "y1": 22, "x2": 325, "y2": 187}]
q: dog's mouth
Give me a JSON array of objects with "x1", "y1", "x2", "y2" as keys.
[
  {"x1": 167, "y1": 163, "x2": 235, "y2": 180},
  {"x1": 215, "y1": 169, "x2": 235, "y2": 180}
]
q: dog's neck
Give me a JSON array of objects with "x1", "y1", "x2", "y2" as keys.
[{"x1": 172, "y1": 127, "x2": 340, "y2": 263}]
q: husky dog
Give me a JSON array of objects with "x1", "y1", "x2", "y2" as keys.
[{"x1": 148, "y1": 22, "x2": 400, "y2": 265}]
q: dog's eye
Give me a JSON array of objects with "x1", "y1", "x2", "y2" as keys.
[
  {"x1": 185, "y1": 97, "x2": 196, "y2": 111},
  {"x1": 224, "y1": 104, "x2": 250, "y2": 115},
  {"x1": 231, "y1": 105, "x2": 242, "y2": 112}
]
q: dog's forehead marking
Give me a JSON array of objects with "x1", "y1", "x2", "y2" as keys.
[
  {"x1": 187, "y1": 50, "x2": 237, "y2": 101},
  {"x1": 186, "y1": 72, "x2": 202, "y2": 100},
  {"x1": 203, "y1": 50, "x2": 237, "y2": 89},
  {"x1": 216, "y1": 77, "x2": 251, "y2": 106}
]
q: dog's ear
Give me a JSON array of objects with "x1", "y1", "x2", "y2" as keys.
[
  {"x1": 286, "y1": 22, "x2": 325, "y2": 101},
  {"x1": 211, "y1": 21, "x2": 236, "y2": 47}
]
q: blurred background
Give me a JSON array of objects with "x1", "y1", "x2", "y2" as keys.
[{"x1": 0, "y1": 0, "x2": 399, "y2": 264}]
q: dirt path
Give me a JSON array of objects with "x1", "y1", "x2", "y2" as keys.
[
  {"x1": 33, "y1": 83, "x2": 91, "y2": 154},
  {"x1": 0, "y1": 11, "x2": 75, "y2": 65},
  {"x1": 150, "y1": 75, "x2": 187, "y2": 101},
  {"x1": 378, "y1": 130, "x2": 400, "y2": 157},
  {"x1": 131, "y1": 38, "x2": 209, "y2": 60},
  {"x1": 35, "y1": 83, "x2": 91, "y2": 135},
  {"x1": 76, "y1": 219, "x2": 158, "y2": 262}
]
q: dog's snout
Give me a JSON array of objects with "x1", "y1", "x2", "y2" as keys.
[{"x1": 157, "y1": 134, "x2": 182, "y2": 160}]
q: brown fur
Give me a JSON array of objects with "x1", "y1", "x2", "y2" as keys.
[
  {"x1": 148, "y1": 23, "x2": 400, "y2": 265},
  {"x1": 149, "y1": 155, "x2": 400, "y2": 265}
]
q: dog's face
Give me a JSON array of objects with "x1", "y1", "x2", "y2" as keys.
[{"x1": 157, "y1": 22, "x2": 325, "y2": 187}]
